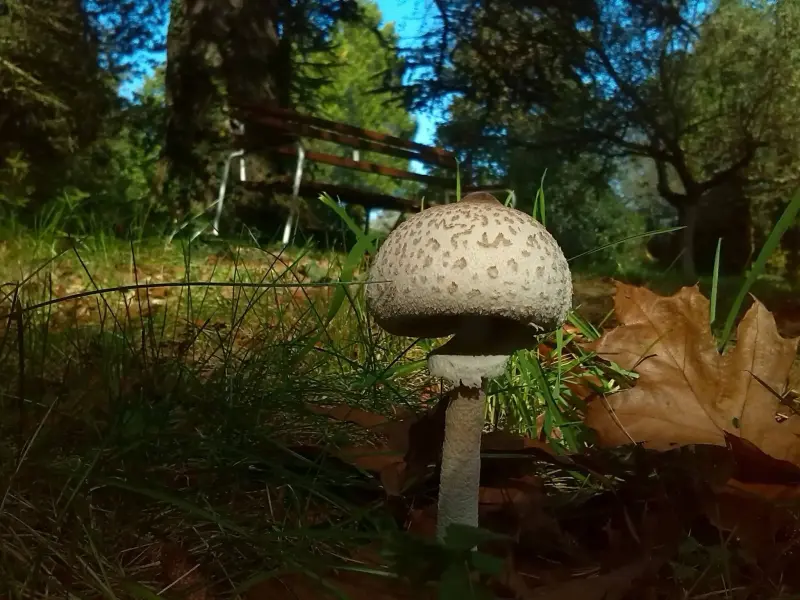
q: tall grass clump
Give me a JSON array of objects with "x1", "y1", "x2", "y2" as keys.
[
  {"x1": 1, "y1": 184, "x2": 797, "y2": 597},
  {"x1": 0, "y1": 229, "x2": 432, "y2": 597}
]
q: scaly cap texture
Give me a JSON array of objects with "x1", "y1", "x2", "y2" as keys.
[{"x1": 366, "y1": 193, "x2": 573, "y2": 338}]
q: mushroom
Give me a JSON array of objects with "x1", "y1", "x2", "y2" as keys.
[{"x1": 366, "y1": 191, "x2": 572, "y2": 540}]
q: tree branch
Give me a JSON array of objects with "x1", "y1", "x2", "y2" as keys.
[
  {"x1": 697, "y1": 140, "x2": 763, "y2": 196},
  {"x1": 654, "y1": 158, "x2": 685, "y2": 206},
  {"x1": 508, "y1": 124, "x2": 669, "y2": 161},
  {"x1": 431, "y1": 0, "x2": 451, "y2": 81}
]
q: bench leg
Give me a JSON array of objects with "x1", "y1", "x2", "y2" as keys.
[
  {"x1": 281, "y1": 213, "x2": 294, "y2": 247},
  {"x1": 212, "y1": 149, "x2": 245, "y2": 236},
  {"x1": 283, "y1": 143, "x2": 306, "y2": 247}
]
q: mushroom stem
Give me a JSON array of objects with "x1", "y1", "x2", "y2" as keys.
[{"x1": 437, "y1": 384, "x2": 485, "y2": 541}]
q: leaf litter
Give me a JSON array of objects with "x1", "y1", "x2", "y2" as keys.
[
  {"x1": 8, "y1": 265, "x2": 800, "y2": 599},
  {"x1": 274, "y1": 283, "x2": 800, "y2": 599}
]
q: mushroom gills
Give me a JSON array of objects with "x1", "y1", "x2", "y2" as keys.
[{"x1": 427, "y1": 316, "x2": 538, "y2": 387}]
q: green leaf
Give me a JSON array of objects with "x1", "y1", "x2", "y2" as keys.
[
  {"x1": 319, "y1": 192, "x2": 375, "y2": 248},
  {"x1": 567, "y1": 226, "x2": 684, "y2": 263},
  {"x1": 442, "y1": 523, "x2": 510, "y2": 551},
  {"x1": 709, "y1": 237, "x2": 722, "y2": 325},
  {"x1": 438, "y1": 562, "x2": 490, "y2": 600},
  {"x1": 469, "y1": 551, "x2": 506, "y2": 576}
]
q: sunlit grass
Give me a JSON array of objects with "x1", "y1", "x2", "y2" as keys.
[
  {"x1": 0, "y1": 235, "x2": 429, "y2": 597},
  {"x1": 1, "y1": 184, "x2": 799, "y2": 597}
]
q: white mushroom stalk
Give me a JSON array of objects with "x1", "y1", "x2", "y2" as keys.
[
  {"x1": 429, "y1": 352, "x2": 509, "y2": 538},
  {"x1": 427, "y1": 321, "x2": 535, "y2": 538},
  {"x1": 436, "y1": 385, "x2": 485, "y2": 538},
  {"x1": 365, "y1": 192, "x2": 572, "y2": 542}
]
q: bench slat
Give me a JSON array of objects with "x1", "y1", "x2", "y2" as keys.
[{"x1": 237, "y1": 114, "x2": 458, "y2": 170}]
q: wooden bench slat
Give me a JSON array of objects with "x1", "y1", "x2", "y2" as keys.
[
  {"x1": 241, "y1": 179, "x2": 422, "y2": 212},
  {"x1": 234, "y1": 103, "x2": 456, "y2": 164},
  {"x1": 275, "y1": 146, "x2": 456, "y2": 187},
  {"x1": 238, "y1": 114, "x2": 458, "y2": 170},
  {"x1": 227, "y1": 104, "x2": 506, "y2": 222}
]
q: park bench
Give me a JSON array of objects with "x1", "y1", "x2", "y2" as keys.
[{"x1": 212, "y1": 103, "x2": 507, "y2": 244}]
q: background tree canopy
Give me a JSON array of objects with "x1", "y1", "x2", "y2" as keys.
[
  {"x1": 1, "y1": 0, "x2": 798, "y2": 282},
  {"x1": 301, "y1": 0, "x2": 418, "y2": 199},
  {"x1": 404, "y1": 0, "x2": 800, "y2": 279}
]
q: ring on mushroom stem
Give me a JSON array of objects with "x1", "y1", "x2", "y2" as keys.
[{"x1": 366, "y1": 191, "x2": 572, "y2": 542}]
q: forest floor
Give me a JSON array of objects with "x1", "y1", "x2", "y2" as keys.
[{"x1": 1, "y1": 237, "x2": 800, "y2": 599}]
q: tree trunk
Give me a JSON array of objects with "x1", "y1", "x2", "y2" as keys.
[
  {"x1": 161, "y1": 0, "x2": 297, "y2": 226},
  {"x1": 161, "y1": 0, "x2": 227, "y2": 218},
  {"x1": 222, "y1": 0, "x2": 294, "y2": 178},
  {"x1": 224, "y1": 0, "x2": 285, "y2": 108},
  {"x1": 678, "y1": 201, "x2": 699, "y2": 283}
]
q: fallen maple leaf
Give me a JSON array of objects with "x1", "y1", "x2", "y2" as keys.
[
  {"x1": 585, "y1": 283, "x2": 800, "y2": 465},
  {"x1": 500, "y1": 555, "x2": 662, "y2": 600},
  {"x1": 723, "y1": 434, "x2": 800, "y2": 487},
  {"x1": 305, "y1": 401, "x2": 443, "y2": 495}
]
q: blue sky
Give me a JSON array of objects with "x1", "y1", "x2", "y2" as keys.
[{"x1": 374, "y1": 0, "x2": 441, "y2": 146}]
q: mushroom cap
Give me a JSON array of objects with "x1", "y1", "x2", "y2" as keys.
[{"x1": 366, "y1": 192, "x2": 573, "y2": 338}]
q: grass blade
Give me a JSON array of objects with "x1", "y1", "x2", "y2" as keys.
[
  {"x1": 709, "y1": 238, "x2": 722, "y2": 326},
  {"x1": 567, "y1": 226, "x2": 684, "y2": 263},
  {"x1": 533, "y1": 170, "x2": 548, "y2": 226},
  {"x1": 719, "y1": 189, "x2": 800, "y2": 349},
  {"x1": 319, "y1": 192, "x2": 374, "y2": 248},
  {"x1": 455, "y1": 159, "x2": 461, "y2": 201}
]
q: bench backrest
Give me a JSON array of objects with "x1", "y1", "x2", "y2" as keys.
[{"x1": 232, "y1": 103, "x2": 468, "y2": 191}]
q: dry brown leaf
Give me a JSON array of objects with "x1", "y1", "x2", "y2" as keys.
[
  {"x1": 336, "y1": 445, "x2": 408, "y2": 496},
  {"x1": 337, "y1": 445, "x2": 405, "y2": 473},
  {"x1": 501, "y1": 557, "x2": 659, "y2": 600},
  {"x1": 152, "y1": 542, "x2": 212, "y2": 600},
  {"x1": 723, "y1": 479, "x2": 800, "y2": 501},
  {"x1": 306, "y1": 403, "x2": 416, "y2": 452},
  {"x1": 722, "y1": 434, "x2": 800, "y2": 486},
  {"x1": 481, "y1": 430, "x2": 560, "y2": 456},
  {"x1": 311, "y1": 400, "x2": 568, "y2": 498},
  {"x1": 702, "y1": 483, "x2": 799, "y2": 558},
  {"x1": 407, "y1": 505, "x2": 438, "y2": 538},
  {"x1": 307, "y1": 404, "x2": 394, "y2": 429},
  {"x1": 585, "y1": 283, "x2": 800, "y2": 466},
  {"x1": 720, "y1": 303, "x2": 800, "y2": 462},
  {"x1": 306, "y1": 403, "x2": 435, "y2": 495}
]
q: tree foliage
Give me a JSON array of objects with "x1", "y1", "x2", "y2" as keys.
[
  {"x1": 407, "y1": 0, "x2": 800, "y2": 279},
  {"x1": 0, "y1": 0, "x2": 167, "y2": 223},
  {"x1": 1, "y1": 0, "x2": 419, "y2": 243},
  {"x1": 301, "y1": 0, "x2": 418, "y2": 205},
  {"x1": 1, "y1": 0, "x2": 111, "y2": 208},
  {"x1": 160, "y1": 0, "x2": 362, "y2": 215},
  {"x1": 4, "y1": 0, "x2": 799, "y2": 278},
  {"x1": 436, "y1": 96, "x2": 643, "y2": 267}
]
